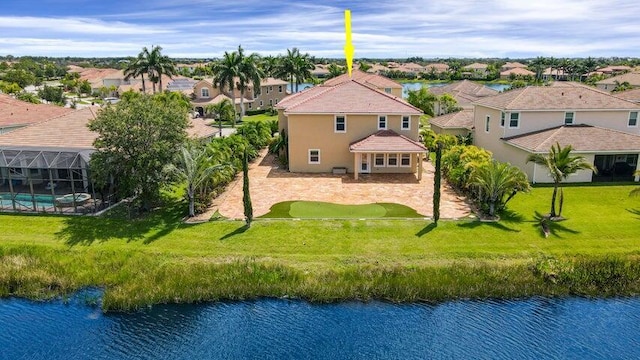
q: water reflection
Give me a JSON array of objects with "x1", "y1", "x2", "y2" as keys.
[{"x1": 1, "y1": 295, "x2": 639, "y2": 359}]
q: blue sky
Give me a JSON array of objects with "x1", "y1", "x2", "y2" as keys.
[{"x1": 1, "y1": 0, "x2": 639, "y2": 58}]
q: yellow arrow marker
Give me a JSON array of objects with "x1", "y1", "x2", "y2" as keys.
[{"x1": 344, "y1": 9, "x2": 354, "y2": 78}]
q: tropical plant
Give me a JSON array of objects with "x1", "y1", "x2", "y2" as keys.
[
  {"x1": 145, "y1": 45, "x2": 176, "y2": 93},
  {"x1": 468, "y1": 161, "x2": 531, "y2": 218},
  {"x1": 37, "y1": 85, "x2": 65, "y2": 105},
  {"x1": 274, "y1": 48, "x2": 314, "y2": 92},
  {"x1": 527, "y1": 143, "x2": 597, "y2": 219},
  {"x1": 0, "y1": 81, "x2": 22, "y2": 94},
  {"x1": 326, "y1": 64, "x2": 345, "y2": 79},
  {"x1": 407, "y1": 87, "x2": 437, "y2": 116},
  {"x1": 166, "y1": 143, "x2": 228, "y2": 217},
  {"x1": 358, "y1": 61, "x2": 372, "y2": 72},
  {"x1": 630, "y1": 171, "x2": 640, "y2": 197},
  {"x1": 438, "y1": 94, "x2": 462, "y2": 114},
  {"x1": 124, "y1": 50, "x2": 149, "y2": 93},
  {"x1": 206, "y1": 98, "x2": 234, "y2": 137},
  {"x1": 237, "y1": 49, "x2": 265, "y2": 121},
  {"x1": 612, "y1": 81, "x2": 633, "y2": 93},
  {"x1": 212, "y1": 50, "x2": 242, "y2": 127},
  {"x1": 15, "y1": 91, "x2": 40, "y2": 104},
  {"x1": 242, "y1": 149, "x2": 253, "y2": 227},
  {"x1": 442, "y1": 145, "x2": 492, "y2": 189}
]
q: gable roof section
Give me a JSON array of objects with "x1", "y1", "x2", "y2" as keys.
[
  {"x1": 277, "y1": 80, "x2": 422, "y2": 115},
  {"x1": 503, "y1": 124, "x2": 640, "y2": 153},
  {"x1": 500, "y1": 68, "x2": 535, "y2": 77},
  {"x1": 349, "y1": 130, "x2": 427, "y2": 153},
  {"x1": 614, "y1": 88, "x2": 640, "y2": 103},
  {"x1": 429, "y1": 109, "x2": 474, "y2": 130},
  {"x1": 474, "y1": 85, "x2": 640, "y2": 111},
  {"x1": 596, "y1": 72, "x2": 640, "y2": 86},
  {"x1": 323, "y1": 69, "x2": 402, "y2": 89},
  {"x1": 429, "y1": 80, "x2": 499, "y2": 98},
  {"x1": 0, "y1": 93, "x2": 73, "y2": 128}
]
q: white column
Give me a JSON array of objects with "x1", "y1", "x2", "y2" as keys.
[{"x1": 354, "y1": 153, "x2": 359, "y2": 180}]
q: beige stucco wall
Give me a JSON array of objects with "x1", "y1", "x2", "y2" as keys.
[
  {"x1": 502, "y1": 110, "x2": 640, "y2": 137},
  {"x1": 255, "y1": 85, "x2": 288, "y2": 109},
  {"x1": 287, "y1": 113, "x2": 420, "y2": 173}
]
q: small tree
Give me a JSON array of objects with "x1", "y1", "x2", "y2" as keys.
[
  {"x1": 527, "y1": 143, "x2": 597, "y2": 219},
  {"x1": 38, "y1": 85, "x2": 65, "y2": 105},
  {"x1": 407, "y1": 87, "x2": 436, "y2": 116},
  {"x1": 89, "y1": 95, "x2": 189, "y2": 212},
  {"x1": 242, "y1": 149, "x2": 253, "y2": 226},
  {"x1": 469, "y1": 161, "x2": 530, "y2": 218},
  {"x1": 433, "y1": 142, "x2": 443, "y2": 224}
]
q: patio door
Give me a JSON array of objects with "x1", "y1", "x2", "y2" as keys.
[{"x1": 360, "y1": 154, "x2": 371, "y2": 173}]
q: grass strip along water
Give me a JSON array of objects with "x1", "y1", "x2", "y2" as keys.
[{"x1": 1, "y1": 185, "x2": 639, "y2": 311}]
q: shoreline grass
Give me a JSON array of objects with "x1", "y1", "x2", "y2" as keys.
[{"x1": 1, "y1": 185, "x2": 640, "y2": 311}]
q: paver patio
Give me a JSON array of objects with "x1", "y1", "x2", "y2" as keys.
[{"x1": 193, "y1": 149, "x2": 472, "y2": 221}]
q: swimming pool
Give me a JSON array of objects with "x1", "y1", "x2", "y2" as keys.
[{"x1": 0, "y1": 193, "x2": 56, "y2": 209}]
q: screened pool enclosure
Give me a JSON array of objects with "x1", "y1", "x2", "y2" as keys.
[{"x1": 0, "y1": 148, "x2": 115, "y2": 214}]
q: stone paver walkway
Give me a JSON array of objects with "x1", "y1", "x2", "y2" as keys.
[{"x1": 191, "y1": 149, "x2": 472, "y2": 221}]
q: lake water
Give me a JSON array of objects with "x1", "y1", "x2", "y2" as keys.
[{"x1": 2, "y1": 291, "x2": 639, "y2": 359}]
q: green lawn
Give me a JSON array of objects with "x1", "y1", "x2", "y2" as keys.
[
  {"x1": 260, "y1": 201, "x2": 424, "y2": 218},
  {"x1": 1, "y1": 184, "x2": 639, "y2": 310},
  {"x1": 243, "y1": 113, "x2": 277, "y2": 122}
]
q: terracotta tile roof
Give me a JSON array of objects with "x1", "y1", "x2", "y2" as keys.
[
  {"x1": 349, "y1": 130, "x2": 427, "y2": 153},
  {"x1": 0, "y1": 108, "x2": 98, "y2": 150},
  {"x1": 465, "y1": 63, "x2": 488, "y2": 70},
  {"x1": 277, "y1": 80, "x2": 421, "y2": 115},
  {"x1": 0, "y1": 106, "x2": 215, "y2": 151},
  {"x1": 502, "y1": 62, "x2": 527, "y2": 69},
  {"x1": 424, "y1": 63, "x2": 450, "y2": 72},
  {"x1": 71, "y1": 67, "x2": 121, "y2": 83},
  {"x1": 614, "y1": 88, "x2": 640, "y2": 103},
  {"x1": 429, "y1": 80, "x2": 499, "y2": 107},
  {"x1": 192, "y1": 94, "x2": 252, "y2": 106},
  {"x1": 596, "y1": 72, "x2": 640, "y2": 86},
  {"x1": 323, "y1": 69, "x2": 402, "y2": 89},
  {"x1": 474, "y1": 84, "x2": 640, "y2": 110},
  {"x1": 0, "y1": 93, "x2": 73, "y2": 128},
  {"x1": 503, "y1": 124, "x2": 640, "y2": 153},
  {"x1": 500, "y1": 68, "x2": 535, "y2": 77},
  {"x1": 260, "y1": 77, "x2": 289, "y2": 86},
  {"x1": 429, "y1": 109, "x2": 474, "y2": 130}
]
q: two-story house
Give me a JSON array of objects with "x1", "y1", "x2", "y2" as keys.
[
  {"x1": 323, "y1": 70, "x2": 404, "y2": 98},
  {"x1": 277, "y1": 79, "x2": 426, "y2": 180},
  {"x1": 472, "y1": 84, "x2": 640, "y2": 183},
  {"x1": 254, "y1": 78, "x2": 289, "y2": 110}
]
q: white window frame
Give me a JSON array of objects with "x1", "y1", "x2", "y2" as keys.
[
  {"x1": 334, "y1": 115, "x2": 347, "y2": 133},
  {"x1": 500, "y1": 112, "x2": 505, "y2": 127},
  {"x1": 629, "y1": 111, "x2": 638, "y2": 127},
  {"x1": 485, "y1": 115, "x2": 490, "y2": 133},
  {"x1": 401, "y1": 115, "x2": 411, "y2": 130},
  {"x1": 374, "y1": 153, "x2": 385, "y2": 167},
  {"x1": 378, "y1": 115, "x2": 387, "y2": 130},
  {"x1": 387, "y1": 154, "x2": 398, "y2": 167},
  {"x1": 201, "y1": 88, "x2": 209, "y2": 98},
  {"x1": 508, "y1": 112, "x2": 520, "y2": 129},
  {"x1": 564, "y1": 111, "x2": 575, "y2": 125},
  {"x1": 308, "y1": 149, "x2": 320, "y2": 164},
  {"x1": 400, "y1": 154, "x2": 411, "y2": 167},
  {"x1": 384, "y1": 87, "x2": 392, "y2": 93}
]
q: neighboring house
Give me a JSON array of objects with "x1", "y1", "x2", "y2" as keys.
[
  {"x1": 368, "y1": 63, "x2": 390, "y2": 74},
  {"x1": 429, "y1": 109, "x2": 474, "y2": 137},
  {"x1": 428, "y1": 80, "x2": 499, "y2": 114},
  {"x1": 398, "y1": 62, "x2": 425, "y2": 76},
  {"x1": 500, "y1": 67, "x2": 535, "y2": 79},
  {"x1": 191, "y1": 79, "x2": 253, "y2": 116},
  {"x1": 277, "y1": 79, "x2": 426, "y2": 180},
  {"x1": 614, "y1": 88, "x2": 640, "y2": 103},
  {"x1": 255, "y1": 78, "x2": 289, "y2": 110},
  {"x1": 542, "y1": 67, "x2": 569, "y2": 81},
  {"x1": 176, "y1": 63, "x2": 209, "y2": 74},
  {"x1": 595, "y1": 72, "x2": 640, "y2": 91},
  {"x1": 462, "y1": 63, "x2": 489, "y2": 78},
  {"x1": 324, "y1": 69, "x2": 404, "y2": 98},
  {"x1": 592, "y1": 65, "x2": 633, "y2": 76},
  {"x1": 312, "y1": 64, "x2": 330, "y2": 78},
  {"x1": 472, "y1": 84, "x2": 640, "y2": 183},
  {"x1": 0, "y1": 107, "x2": 215, "y2": 213},
  {"x1": 500, "y1": 62, "x2": 527, "y2": 72},
  {"x1": 0, "y1": 93, "x2": 72, "y2": 134}
]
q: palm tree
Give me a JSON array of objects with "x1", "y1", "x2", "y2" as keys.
[
  {"x1": 406, "y1": 87, "x2": 437, "y2": 116},
  {"x1": 237, "y1": 50, "x2": 265, "y2": 121},
  {"x1": 145, "y1": 45, "x2": 176, "y2": 93},
  {"x1": 326, "y1": 64, "x2": 345, "y2": 79},
  {"x1": 212, "y1": 50, "x2": 242, "y2": 127},
  {"x1": 206, "y1": 98, "x2": 234, "y2": 137},
  {"x1": 630, "y1": 170, "x2": 640, "y2": 197},
  {"x1": 468, "y1": 161, "x2": 530, "y2": 218},
  {"x1": 261, "y1": 55, "x2": 279, "y2": 77},
  {"x1": 274, "y1": 48, "x2": 314, "y2": 92},
  {"x1": 527, "y1": 143, "x2": 597, "y2": 219},
  {"x1": 166, "y1": 144, "x2": 227, "y2": 217},
  {"x1": 124, "y1": 50, "x2": 150, "y2": 93}
]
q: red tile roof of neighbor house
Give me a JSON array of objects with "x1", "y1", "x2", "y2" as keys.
[
  {"x1": 503, "y1": 124, "x2": 640, "y2": 153},
  {"x1": 429, "y1": 80, "x2": 499, "y2": 106},
  {"x1": 429, "y1": 109, "x2": 474, "y2": 130},
  {"x1": 277, "y1": 79, "x2": 421, "y2": 115},
  {"x1": 0, "y1": 93, "x2": 73, "y2": 128},
  {"x1": 465, "y1": 63, "x2": 488, "y2": 70},
  {"x1": 323, "y1": 69, "x2": 402, "y2": 89},
  {"x1": 349, "y1": 130, "x2": 427, "y2": 153},
  {"x1": 500, "y1": 68, "x2": 535, "y2": 77},
  {"x1": 502, "y1": 62, "x2": 527, "y2": 69},
  {"x1": 260, "y1": 77, "x2": 289, "y2": 86},
  {"x1": 596, "y1": 72, "x2": 640, "y2": 86},
  {"x1": 0, "y1": 107, "x2": 216, "y2": 151},
  {"x1": 474, "y1": 84, "x2": 640, "y2": 110}
]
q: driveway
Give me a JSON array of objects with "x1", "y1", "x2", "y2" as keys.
[{"x1": 195, "y1": 149, "x2": 472, "y2": 221}]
